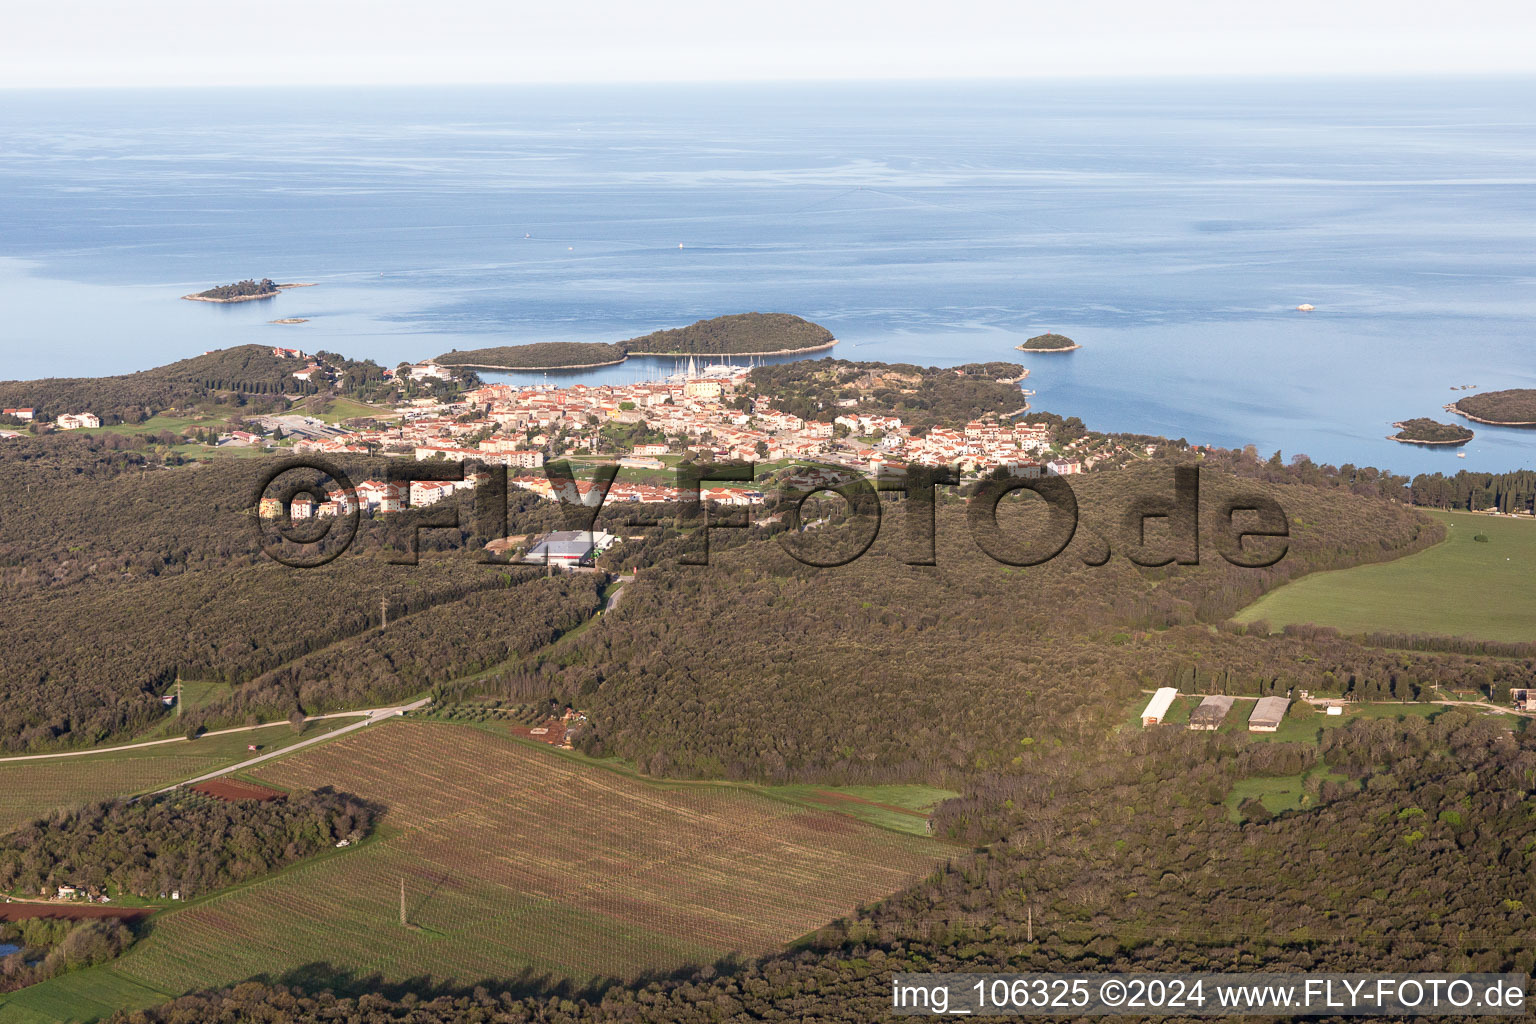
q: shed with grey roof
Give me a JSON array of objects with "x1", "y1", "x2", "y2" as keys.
[
  {"x1": 1248, "y1": 696, "x2": 1290, "y2": 732},
  {"x1": 1188, "y1": 694, "x2": 1235, "y2": 731}
]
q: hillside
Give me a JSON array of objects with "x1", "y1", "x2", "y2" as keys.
[
  {"x1": 564, "y1": 465, "x2": 1455, "y2": 784},
  {"x1": 434, "y1": 341, "x2": 627, "y2": 369},
  {"x1": 621, "y1": 312, "x2": 834, "y2": 355},
  {"x1": 0, "y1": 346, "x2": 318, "y2": 424},
  {"x1": 1452, "y1": 388, "x2": 1536, "y2": 425}
]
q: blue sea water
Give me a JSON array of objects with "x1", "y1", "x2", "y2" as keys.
[{"x1": 0, "y1": 79, "x2": 1533, "y2": 473}]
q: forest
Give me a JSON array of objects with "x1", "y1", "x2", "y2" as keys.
[
  {"x1": 0, "y1": 788, "x2": 378, "y2": 901},
  {"x1": 190, "y1": 279, "x2": 280, "y2": 301},
  {"x1": 0, "y1": 442, "x2": 576, "y2": 749},
  {"x1": 1017, "y1": 332, "x2": 1079, "y2": 351},
  {"x1": 620, "y1": 313, "x2": 834, "y2": 354},
  {"x1": 747, "y1": 358, "x2": 1026, "y2": 429},
  {"x1": 434, "y1": 342, "x2": 627, "y2": 369},
  {"x1": 0, "y1": 346, "x2": 319, "y2": 425},
  {"x1": 1390, "y1": 417, "x2": 1473, "y2": 444}
]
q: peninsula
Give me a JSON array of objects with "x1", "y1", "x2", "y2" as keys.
[
  {"x1": 435, "y1": 313, "x2": 837, "y2": 371},
  {"x1": 1388, "y1": 418, "x2": 1474, "y2": 446},
  {"x1": 182, "y1": 279, "x2": 317, "y2": 303},
  {"x1": 1449, "y1": 389, "x2": 1536, "y2": 427},
  {"x1": 1016, "y1": 332, "x2": 1080, "y2": 352}
]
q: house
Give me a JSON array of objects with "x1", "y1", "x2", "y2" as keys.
[
  {"x1": 409, "y1": 480, "x2": 458, "y2": 507},
  {"x1": 355, "y1": 480, "x2": 407, "y2": 513},
  {"x1": 1248, "y1": 696, "x2": 1290, "y2": 732},
  {"x1": 2, "y1": 408, "x2": 34, "y2": 421},
  {"x1": 1140, "y1": 687, "x2": 1178, "y2": 726},
  {"x1": 407, "y1": 362, "x2": 452, "y2": 381},
  {"x1": 1188, "y1": 694, "x2": 1234, "y2": 731},
  {"x1": 1046, "y1": 457, "x2": 1082, "y2": 476},
  {"x1": 258, "y1": 497, "x2": 284, "y2": 518},
  {"x1": 56, "y1": 885, "x2": 80, "y2": 900},
  {"x1": 272, "y1": 347, "x2": 306, "y2": 359},
  {"x1": 56, "y1": 412, "x2": 101, "y2": 430},
  {"x1": 160, "y1": 693, "x2": 177, "y2": 707}
]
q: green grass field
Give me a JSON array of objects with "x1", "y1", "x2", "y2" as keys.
[
  {"x1": 4, "y1": 720, "x2": 949, "y2": 1021},
  {"x1": 0, "y1": 718, "x2": 350, "y2": 833},
  {"x1": 1235, "y1": 510, "x2": 1536, "y2": 643},
  {"x1": 1225, "y1": 768, "x2": 1351, "y2": 821}
]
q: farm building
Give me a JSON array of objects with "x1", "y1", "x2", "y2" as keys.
[
  {"x1": 1248, "y1": 696, "x2": 1290, "y2": 732},
  {"x1": 1188, "y1": 694, "x2": 1235, "y2": 731},
  {"x1": 1140, "y1": 687, "x2": 1178, "y2": 727}
]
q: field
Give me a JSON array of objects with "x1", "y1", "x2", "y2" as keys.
[
  {"x1": 1234, "y1": 510, "x2": 1536, "y2": 643},
  {"x1": 0, "y1": 720, "x2": 349, "y2": 833},
  {"x1": 1224, "y1": 769, "x2": 1350, "y2": 821},
  {"x1": 4, "y1": 721, "x2": 948, "y2": 1021}
]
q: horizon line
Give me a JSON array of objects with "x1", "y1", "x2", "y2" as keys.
[{"x1": 4, "y1": 70, "x2": 1536, "y2": 91}]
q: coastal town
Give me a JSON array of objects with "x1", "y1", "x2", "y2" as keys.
[{"x1": 244, "y1": 352, "x2": 1101, "y2": 520}]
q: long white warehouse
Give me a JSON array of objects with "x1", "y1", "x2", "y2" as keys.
[{"x1": 1140, "y1": 687, "x2": 1178, "y2": 727}]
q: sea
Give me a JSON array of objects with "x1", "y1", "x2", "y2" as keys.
[{"x1": 1, "y1": 79, "x2": 1533, "y2": 474}]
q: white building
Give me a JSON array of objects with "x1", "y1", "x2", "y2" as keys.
[
  {"x1": 56, "y1": 412, "x2": 101, "y2": 430},
  {"x1": 1140, "y1": 687, "x2": 1178, "y2": 727}
]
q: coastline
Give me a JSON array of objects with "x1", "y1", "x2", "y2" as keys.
[
  {"x1": 1388, "y1": 421, "x2": 1473, "y2": 446},
  {"x1": 439, "y1": 357, "x2": 630, "y2": 372},
  {"x1": 1446, "y1": 404, "x2": 1536, "y2": 428},
  {"x1": 1015, "y1": 343, "x2": 1080, "y2": 353},
  {"x1": 181, "y1": 283, "x2": 317, "y2": 304},
  {"x1": 440, "y1": 338, "x2": 838, "y2": 373}
]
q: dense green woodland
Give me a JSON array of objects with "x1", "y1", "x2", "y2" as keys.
[
  {"x1": 1391, "y1": 417, "x2": 1473, "y2": 444},
  {"x1": 1453, "y1": 388, "x2": 1536, "y2": 424},
  {"x1": 1018, "y1": 332, "x2": 1078, "y2": 351},
  {"x1": 621, "y1": 312, "x2": 833, "y2": 354},
  {"x1": 1, "y1": 919, "x2": 130, "y2": 995},
  {"x1": 748, "y1": 358, "x2": 1026, "y2": 429},
  {"x1": 0, "y1": 346, "x2": 317, "y2": 425},
  {"x1": 434, "y1": 313, "x2": 834, "y2": 367},
  {"x1": 0, "y1": 346, "x2": 399, "y2": 426},
  {"x1": 435, "y1": 342, "x2": 626, "y2": 368},
  {"x1": 192, "y1": 279, "x2": 280, "y2": 300},
  {"x1": 0, "y1": 788, "x2": 377, "y2": 901}
]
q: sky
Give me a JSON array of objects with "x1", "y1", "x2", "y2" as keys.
[{"x1": 2, "y1": 0, "x2": 1533, "y2": 87}]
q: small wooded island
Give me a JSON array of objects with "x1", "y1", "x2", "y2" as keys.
[
  {"x1": 182, "y1": 278, "x2": 316, "y2": 303},
  {"x1": 1450, "y1": 389, "x2": 1536, "y2": 427},
  {"x1": 1016, "y1": 332, "x2": 1080, "y2": 352},
  {"x1": 1389, "y1": 418, "x2": 1474, "y2": 445},
  {"x1": 435, "y1": 312, "x2": 836, "y2": 371}
]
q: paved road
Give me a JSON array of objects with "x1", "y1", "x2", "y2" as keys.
[
  {"x1": 156, "y1": 698, "x2": 431, "y2": 794},
  {"x1": 605, "y1": 574, "x2": 635, "y2": 612},
  {"x1": 0, "y1": 708, "x2": 377, "y2": 765}
]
